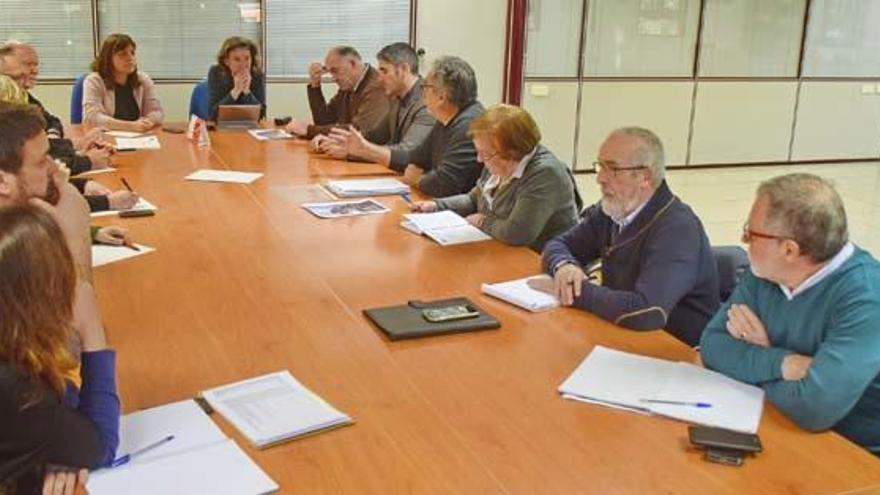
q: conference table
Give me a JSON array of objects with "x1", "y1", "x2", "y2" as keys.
[{"x1": 79, "y1": 126, "x2": 880, "y2": 494}]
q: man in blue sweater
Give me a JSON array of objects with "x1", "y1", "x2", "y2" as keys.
[
  {"x1": 700, "y1": 173, "x2": 880, "y2": 455},
  {"x1": 536, "y1": 127, "x2": 719, "y2": 346}
]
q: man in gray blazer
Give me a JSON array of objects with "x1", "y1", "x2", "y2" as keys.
[{"x1": 326, "y1": 42, "x2": 435, "y2": 163}]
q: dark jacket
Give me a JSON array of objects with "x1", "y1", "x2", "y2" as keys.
[
  {"x1": 364, "y1": 79, "x2": 435, "y2": 156},
  {"x1": 306, "y1": 64, "x2": 389, "y2": 139},
  {"x1": 390, "y1": 100, "x2": 484, "y2": 198},
  {"x1": 207, "y1": 64, "x2": 267, "y2": 121},
  {"x1": 542, "y1": 181, "x2": 720, "y2": 346}
]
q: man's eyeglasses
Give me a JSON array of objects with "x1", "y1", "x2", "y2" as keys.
[
  {"x1": 592, "y1": 160, "x2": 648, "y2": 176},
  {"x1": 741, "y1": 222, "x2": 788, "y2": 244}
]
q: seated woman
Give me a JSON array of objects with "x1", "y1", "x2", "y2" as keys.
[
  {"x1": 83, "y1": 33, "x2": 164, "y2": 132},
  {"x1": 412, "y1": 104, "x2": 582, "y2": 252},
  {"x1": 0, "y1": 206, "x2": 120, "y2": 494},
  {"x1": 207, "y1": 37, "x2": 266, "y2": 121}
]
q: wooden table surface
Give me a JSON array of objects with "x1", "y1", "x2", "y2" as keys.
[{"x1": 81, "y1": 127, "x2": 880, "y2": 494}]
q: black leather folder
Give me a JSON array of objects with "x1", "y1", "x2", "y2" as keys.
[{"x1": 363, "y1": 297, "x2": 500, "y2": 340}]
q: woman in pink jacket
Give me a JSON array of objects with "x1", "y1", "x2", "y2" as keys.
[{"x1": 83, "y1": 34, "x2": 163, "y2": 132}]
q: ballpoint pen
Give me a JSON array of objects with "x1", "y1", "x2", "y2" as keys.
[
  {"x1": 640, "y1": 399, "x2": 712, "y2": 408},
  {"x1": 110, "y1": 435, "x2": 175, "y2": 468}
]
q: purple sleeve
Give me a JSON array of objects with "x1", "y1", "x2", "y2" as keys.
[{"x1": 76, "y1": 350, "x2": 121, "y2": 466}]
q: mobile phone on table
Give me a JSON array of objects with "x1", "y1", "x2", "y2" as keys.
[
  {"x1": 422, "y1": 305, "x2": 480, "y2": 323},
  {"x1": 705, "y1": 447, "x2": 745, "y2": 466},
  {"x1": 119, "y1": 209, "x2": 155, "y2": 218},
  {"x1": 688, "y1": 426, "x2": 762, "y2": 453}
]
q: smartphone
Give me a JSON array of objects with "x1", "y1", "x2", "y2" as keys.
[
  {"x1": 422, "y1": 305, "x2": 480, "y2": 323},
  {"x1": 119, "y1": 209, "x2": 155, "y2": 218},
  {"x1": 688, "y1": 426, "x2": 762, "y2": 453},
  {"x1": 705, "y1": 447, "x2": 745, "y2": 466}
]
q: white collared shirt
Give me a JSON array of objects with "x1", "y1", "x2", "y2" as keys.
[
  {"x1": 353, "y1": 64, "x2": 370, "y2": 92},
  {"x1": 481, "y1": 147, "x2": 537, "y2": 210},
  {"x1": 612, "y1": 200, "x2": 649, "y2": 233},
  {"x1": 778, "y1": 242, "x2": 855, "y2": 300}
]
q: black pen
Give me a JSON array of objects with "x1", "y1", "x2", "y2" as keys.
[
  {"x1": 116, "y1": 148, "x2": 136, "y2": 152},
  {"x1": 120, "y1": 177, "x2": 134, "y2": 192}
]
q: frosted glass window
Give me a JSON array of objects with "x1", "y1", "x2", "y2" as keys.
[
  {"x1": 803, "y1": 0, "x2": 880, "y2": 77},
  {"x1": 699, "y1": 0, "x2": 806, "y2": 77},
  {"x1": 525, "y1": 0, "x2": 583, "y2": 77},
  {"x1": 0, "y1": 0, "x2": 93, "y2": 79},
  {"x1": 266, "y1": 0, "x2": 410, "y2": 78},
  {"x1": 98, "y1": 1, "x2": 260, "y2": 79},
  {"x1": 583, "y1": 0, "x2": 700, "y2": 77}
]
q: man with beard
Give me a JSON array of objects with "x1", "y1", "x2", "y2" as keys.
[
  {"x1": 536, "y1": 127, "x2": 719, "y2": 346},
  {"x1": 0, "y1": 102, "x2": 133, "y2": 252}
]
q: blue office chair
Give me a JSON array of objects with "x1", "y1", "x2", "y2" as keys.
[
  {"x1": 189, "y1": 79, "x2": 210, "y2": 120},
  {"x1": 712, "y1": 245, "x2": 749, "y2": 302},
  {"x1": 70, "y1": 74, "x2": 87, "y2": 124}
]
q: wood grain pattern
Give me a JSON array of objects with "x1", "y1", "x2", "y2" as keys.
[{"x1": 76, "y1": 127, "x2": 880, "y2": 494}]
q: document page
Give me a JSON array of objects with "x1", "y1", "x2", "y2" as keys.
[
  {"x1": 185, "y1": 169, "x2": 263, "y2": 184},
  {"x1": 92, "y1": 244, "x2": 155, "y2": 267}
]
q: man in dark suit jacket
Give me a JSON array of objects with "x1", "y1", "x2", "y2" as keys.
[
  {"x1": 285, "y1": 46, "x2": 389, "y2": 142},
  {"x1": 325, "y1": 42, "x2": 435, "y2": 163}
]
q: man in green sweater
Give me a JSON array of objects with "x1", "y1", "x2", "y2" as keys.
[{"x1": 700, "y1": 173, "x2": 880, "y2": 455}]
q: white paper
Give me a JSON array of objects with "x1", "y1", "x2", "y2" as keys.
[
  {"x1": 90, "y1": 198, "x2": 157, "y2": 218},
  {"x1": 558, "y1": 346, "x2": 765, "y2": 433},
  {"x1": 185, "y1": 169, "x2": 263, "y2": 184},
  {"x1": 481, "y1": 275, "x2": 560, "y2": 312},
  {"x1": 92, "y1": 244, "x2": 155, "y2": 267},
  {"x1": 401, "y1": 211, "x2": 491, "y2": 246},
  {"x1": 115, "y1": 136, "x2": 161, "y2": 150},
  {"x1": 72, "y1": 167, "x2": 117, "y2": 178},
  {"x1": 248, "y1": 129, "x2": 293, "y2": 141},
  {"x1": 105, "y1": 131, "x2": 145, "y2": 138},
  {"x1": 325, "y1": 178, "x2": 410, "y2": 197},
  {"x1": 115, "y1": 400, "x2": 226, "y2": 464},
  {"x1": 202, "y1": 370, "x2": 352, "y2": 448},
  {"x1": 302, "y1": 199, "x2": 389, "y2": 218},
  {"x1": 88, "y1": 439, "x2": 278, "y2": 495}
]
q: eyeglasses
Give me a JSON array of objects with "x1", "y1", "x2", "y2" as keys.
[
  {"x1": 477, "y1": 149, "x2": 499, "y2": 163},
  {"x1": 592, "y1": 160, "x2": 648, "y2": 176},
  {"x1": 741, "y1": 222, "x2": 788, "y2": 244}
]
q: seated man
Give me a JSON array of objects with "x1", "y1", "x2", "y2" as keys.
[
  {"x1": 285, "y1": 46, "x2": 389, "y2": 141},
  {"x1": 700, "y1": 173, "x2": 880, "y2": 455},
  {"x1": 325, "y1": 42, "x2": 435, "y2": 162},
  {"x1": 536, "y1": 127, "x2": 718, "y2": 346},
  {"x1": 385, "y1": 56, "x2": 484, "y2": 197},
  {"x1": 0, "y1": 102, "x2": 133, "y2": 249}
]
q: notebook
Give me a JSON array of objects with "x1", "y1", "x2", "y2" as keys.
[
  {"x1": 92, "y1": 244, "x2": 155, "y2": 267},
  {"x1": 115, "y1": 136, "x2": 161, "y2": 150},
  {"x1": 201, "y1": 370, "x2": 353, "y2": 448},
  {"x1": 481, "y1": 275, "x2": 560, "y2": 312},
  {"x1": 325, "y1": 178, "x2": 410, "y2": 197},
  {"x1": 401, "y1": 211, "x2": 492, "y2": 246},
  {"x1": 87, "y1": 399, "x2": 278, "y2": 495},
  {"x1": 558, "y1": 346, "x2": 765, "y2": 433},
  {"x1": 363, "y1": 297, "x2": 501, "y2": 340},
  {"x1": 90, "y1": 198, "x2": 158, "y2": 218}
]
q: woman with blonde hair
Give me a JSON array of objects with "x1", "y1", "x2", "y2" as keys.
[
  {"x1": 208, "y1": 36, "x2": 266, "y2": 121},
  {"x1": 83, "y1": 33, "x2": 163, "y2": 131},
  {"x1": 0, "y1": 206, "x2": 120, "y2": 494}
]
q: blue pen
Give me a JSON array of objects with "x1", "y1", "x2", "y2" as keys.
[
  {"x1": 111, "y1": 435, "x2": 175, "y2": 468},
  {"x1": 640, "y1": 399, "x2": 712, "y2": 408}
]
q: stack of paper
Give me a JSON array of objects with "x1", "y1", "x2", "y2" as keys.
[
  {"x1": 92, "y1": 244, "x2": 155, "y2": 267},
  {"x1": 401, "y1": 211, "x2": 491, "y2": 246},
  {"x1": 481, "y1": 275, "x2": 560, "y2": 312},
  {"x1": 115, "y1": 136, "x2": 161, "y2": 150},
  {"x1": 202, "y1": 370, "x2": 353, "y2": 448},
  {"x1": 559, "y1": 346, "x2": 765, "y2": 433},
  {"x1": 87, "y1": 400, "x2": 278, "y2": 495},
  {"x1": 325, "y1": 178, "x2": 410, "y2": 197},
  {"x1": 185, "y1": 169, "x2": 263, "y2": 184},
  {"x1": 91, "y1": 198, "x2": 157, "y2": 218}
]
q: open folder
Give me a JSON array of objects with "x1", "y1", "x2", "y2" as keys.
[
  {"x1": 559, "y1": 346, "x2": 765, "y2": 433},
  {"x1": 401, "y1": 211, "x2": 491, "y2": 246},
  {"x1": 87, "y1": 400, "x2": 278, "y2": 495}
]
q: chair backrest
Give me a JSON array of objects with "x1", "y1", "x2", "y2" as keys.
[
  {"x1": 712, "y1": 245, "x2": 750, "y2": 303},
  {"x1": 189, "y1": 79, "x2": 210, "y2": 120},
  {"x1": 70, "y1": 74, "x2": 87, "y2": 124}
]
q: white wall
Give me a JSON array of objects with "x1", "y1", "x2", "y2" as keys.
[{"x1": 30, "y1": 0, "x2": 509, "y2": 124}]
